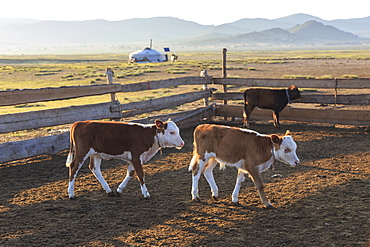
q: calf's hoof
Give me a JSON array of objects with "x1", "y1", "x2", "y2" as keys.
[
  {"x1": 212, "y1": 196, "x2": 219, "y2": 201},
  {"x1": 107, "y1": 191, "x2": 117, "y2": 197},
  {"x1": 69, "y1": 196, "x2": 77, "y2": 200},
  {"x1": 265, "y1": 204, "x2": 275, "y2": 210},
  {"x1": 192, "y1": 197, "x2": 201, "y2": 203}
]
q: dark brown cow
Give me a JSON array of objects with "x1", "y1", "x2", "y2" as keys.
[
  {"x1": 66, "y1": 119, "x2": 184, "y2": 199},
  {"x1": 189, "y1": 124, "x2": 300, "y2": 208},
  {"x1": 243, "y1": 85, "x2": 301, "y2": 128}
]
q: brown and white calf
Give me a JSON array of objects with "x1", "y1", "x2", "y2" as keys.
[
  {"x1": 243, "y1": 85, "x2": 301, "y2": 128},
  {"x1": 66, "y1": 119, "x2": 184, "y2": 199},
  {"x1": 189, "y1": 124, "x2": 299, "y2": 208}
]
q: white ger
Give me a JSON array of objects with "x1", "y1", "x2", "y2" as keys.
[
  {"x1": 66, "y1": 119, "x2": 184, "y2": 199},
  {"x1": 189, "y1": 124, "x2": 300, "y2": 209}
]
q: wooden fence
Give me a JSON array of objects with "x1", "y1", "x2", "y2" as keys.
[
  {"x1": 0, "y1": 76, "x2": 214, "y2": 163},
  {"x1": 212, "y1": 78, "x2": 370, "y2": 125},
  {"x1": 1, "y1": 76, "x2": 370, "y2": 164}
]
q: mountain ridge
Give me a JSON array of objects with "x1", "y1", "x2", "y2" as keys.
[
  {"x1": 288, "y1": 20, "x2": 360, "y2": 41},
  {"x1": 0, "y1": 14, "x2": 369, "y2": 53}
]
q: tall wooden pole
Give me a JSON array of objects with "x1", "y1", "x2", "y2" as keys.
[
  {"x1": 222, "y1": 48, "x2": 228, "y2": 120},
  {"x1": 222, "y1": 48, "x2": 227, "y2": 79},
  {"x1": 222, "y1": 48, "x2": 227, "y2": 105},
  {"x1": 334, "y1": 78, "x2": 338, "y2": 108}
]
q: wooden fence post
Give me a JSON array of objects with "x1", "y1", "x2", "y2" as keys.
[
  {"x1": 106, "y1": 68, "x2": 122, "y2": 120},
  {"x1": 222, "y1": 48, "x2": 228, "y2": 120},
  {"x1": 106, "y1": 68, "x2": 116, "y2": 101},
  {"x1": 200, "y1": 69, "x2": 209, "y2": 106},
  {"x1": 334, "y1": 78, "x2": 338, "y2": 108},
  {"x1": 222, "y1": 48, "x2": 228, "y2": 105}
]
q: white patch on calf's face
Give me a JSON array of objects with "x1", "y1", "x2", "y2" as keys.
[
  {"x1": 273, "y1": 136, "x2": 300, "y2": 167},
  {"x1": 158, "y1": 121, "x2": 184, "y2": 148}
]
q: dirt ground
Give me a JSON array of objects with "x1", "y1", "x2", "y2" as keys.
[
  {"x1": 0, "y1": 121, "x2": 369, "y2": 246},
  {"x1": 1, "y1": 57, "x2": 370, "y2": 246}
]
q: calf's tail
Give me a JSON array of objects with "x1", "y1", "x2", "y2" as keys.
[
  {"x1": 188, "y1": 154, "x2": 198, "y2": 172},
  {"x1": 65, "y1": 152, "x2": 73, "y2": 167},
  {"x1": 65, "y1": 133, "x2": 74, "y2": 167},
  {"x1": 219, "y1": 163, "x2": 227, "y2": 171},
  {"x1": 188, "y1": 142, "x2": 199, "y2": 172}
]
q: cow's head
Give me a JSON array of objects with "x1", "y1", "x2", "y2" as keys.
[
  {"x1": 271, "y1": 130, "x2": 300, "y2": 167},
  {"x1": 155, "y1": 119, "x2": 185, "y2": 149},
  {"x1": 288, "y1": 85, "x2": 302, "y2": 100}
]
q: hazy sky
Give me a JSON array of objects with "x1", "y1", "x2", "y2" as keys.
[{"x1": 1, "y1": 0, "x2": 370, "y2": 25}]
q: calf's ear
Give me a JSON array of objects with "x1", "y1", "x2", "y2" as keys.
[
  {"x1": 270, "y1": 134, "x2": 281, "y2": 144},
  {"x1": 285, "y1": 130, "x2": 291, "y2": 136},
  {"x1": 155, "y1": 120, "x2": 164, "y2": 129}
]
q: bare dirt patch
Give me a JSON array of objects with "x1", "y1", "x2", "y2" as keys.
[{"x1": 1, "y1": 122, "x2": 369, "y2": 246}]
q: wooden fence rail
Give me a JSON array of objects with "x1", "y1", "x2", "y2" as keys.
[
  {"x1": 0, "y1": 106, "x2": 215, "y2": 163},
  {"x1": 0, "y1": 76, "x2": 212, "y2": 106},
  {"x1": 0, "y1": 101, "x2": 121, "y2": 134},
  {"x1": 211, "y1": 92, "x2": 370, "y2": 105},
  {"x1": 0, "y1": 84, "x2": 121, "y2": 106},
  {"x1": 0, "y1": 90, "x2": 212, "y2": 134},
  {"x1": 215, "y1": 105, "x2": 370, "y2": 126},
  {"x1": 212, "y1": 78, "x2": 370, "y2": 89}
]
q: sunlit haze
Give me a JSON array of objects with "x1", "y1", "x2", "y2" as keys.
[{"x1": 1, "y1": 0, "x2": 369, "y2": 25}]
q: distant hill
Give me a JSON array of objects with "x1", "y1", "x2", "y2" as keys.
[
  {"x1": 274, "y1": 14, "x2": 370, "y2": 39},
  {"x1": 0, "y1": 17, "x2": 209, "y2": 44},
  {"x1": 0, "y1": 14, "x2": 369, "y2": 53},
  {"x1": 223, "y1": 18, "x2": 290, "y2": 32},
  {"x1": 193, "y1": 28, "x2": 304, "y2": 46},
  {"x1": 288, "y1": 21, "x2": 361, "y2": 42},
  {"x1": 185, "y1": 21, "x2": 363, "y2": 46},
  {"x1": 328, "y1": 17, "x2": 370, "y2": 38},
  {"x1": 274, "y1": 13, "x2": 325, "y2": 25},
  {"x1": 0, "y1": 18, "x2": 41, "y2": 26}
]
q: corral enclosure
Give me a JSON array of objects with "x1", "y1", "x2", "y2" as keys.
[{"x1": 0, "y1": 51, "x2": 370, "y2": 246}]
